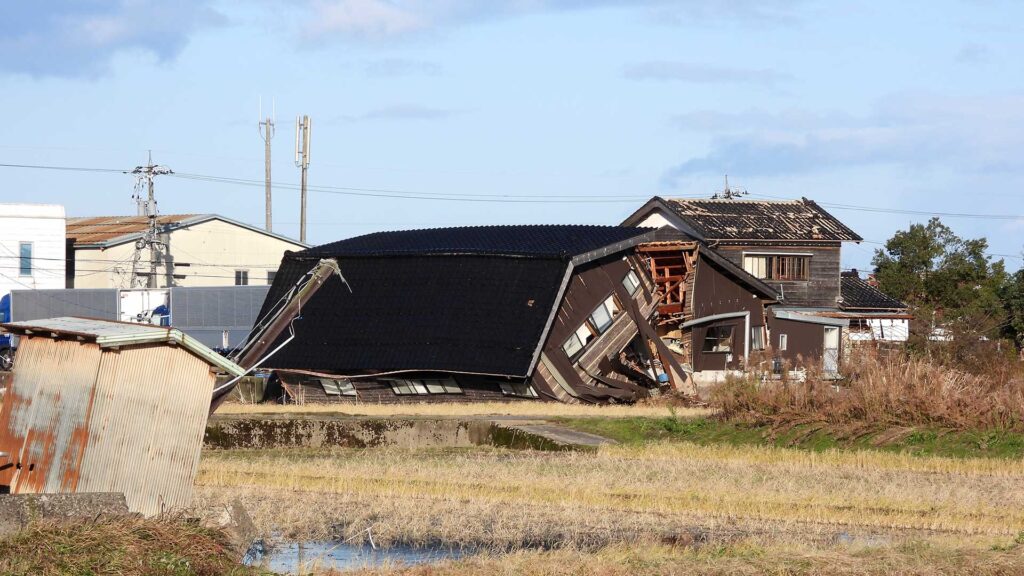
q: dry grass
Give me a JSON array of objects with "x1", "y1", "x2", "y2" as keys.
[
  {"x1": 195, "y1": 441, "x2": 1024, "y2": 549},
  {"x1": 0, "y1": 516, "x2": 259, "y2": 576},
  {"x1": 215, "y1": 401, "x2": 711, "y2": 419},
  {"x1": 715, "y1": 349, "x2": 1024, "y2": 432},
  {"x1": 340, "y1": 541, "x2": 1024, "y2": 576}
]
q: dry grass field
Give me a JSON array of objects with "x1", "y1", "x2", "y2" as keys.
[{"x1": 195, "y1": 440, "x2": 1024, "y2": 556}]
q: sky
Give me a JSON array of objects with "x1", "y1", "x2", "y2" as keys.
[{"x1": 1, "y1": 0, "x2": 1022, "y2": 271}]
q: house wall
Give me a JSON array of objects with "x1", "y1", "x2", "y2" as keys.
[
  {"x1": 712, "y1": 244, "x2": 841, "y2": 308},
  {"x1": 0, "y1": 204, "x2": 66, "y2": 298},
  {"x1": 848, "y1": 317, "x2": 910, "y2": 343},
  {"x1": 276, "y1": 372, "x2": 537, "y2": 404},
  {"x1": 72, "y1": 219, "x2": 304, "y2": 289},
  {"x1": 766, "y1": 314, "x2": 828, "y2": 368},
  {"x1": 687, "y1": 254, "x2": 769, "y2": 372},
  {"x1": 540, "y1": 254, "x2": 657, "y2": 395}
]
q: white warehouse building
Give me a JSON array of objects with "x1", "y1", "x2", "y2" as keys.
[{"x1": 0, "y1": 204, "x2": 67, "y2": 298}]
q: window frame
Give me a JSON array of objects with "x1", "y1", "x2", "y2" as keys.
[
  {"x1": 500, "y1": 382, "x2": 539, "y2": 398},
  {"x1": 779, "y1": 333, "x2": 788, "y2": 351},
  {"x1": 319, "y1": 378, "x2": 357, "y2": 397},
  {"x1": 622, "y1": 270, "x2": 642, "y2": 295},
  {"x1": 389, "y1": 377, "x2": 462, "y2": 395},
  {"x1": 234, "y1": 269, "x2": 249, "y2": 286},
  {"x1": 18, "y1": 242, "x2": 32, "y2": 277},
  {"x1": 562, "y1": 323, "x2": 594, "y2": 358},
  {"x1": 742, "y1": 253, "x2": 811, "y2": 281},
  {"x1": 751, "y1": 326, "x2": 767, "y2": 351},
  {"x1": 702, "y1": 325, "x2": 734, "y2": 353},
  {"x1": 267, "y1": 270, "x2": 277, "y2": 285}
]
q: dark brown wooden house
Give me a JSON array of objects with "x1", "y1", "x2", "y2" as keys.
[
  {"x1": 623, "y1": 197, "x2": 886, "y2": 376},
  {"x1": 257, "y1": 225, "x2": 688, "y2": 404}
]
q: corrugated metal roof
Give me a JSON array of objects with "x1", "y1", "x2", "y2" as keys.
[
  {"x1": 661, "y1": 197, "x2": 863, "y2": 242},
  {"x1": 67, "y1": 214, "x2": 309, "y2": 249},
  {"x1": 66, "y1": 214, "x2": 198, "y2": 246},
  {"x1": 1, "y1": 317, "x2": 244, "y2": 376}
]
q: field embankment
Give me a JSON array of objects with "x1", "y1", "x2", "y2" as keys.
[{"x1": 0, "y1": 516, "x2": 264, "y2": 576}]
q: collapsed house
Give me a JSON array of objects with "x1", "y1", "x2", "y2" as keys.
[
  {"x1": 259, "y1": 225, "x2": 689, "y2": 404},
  {"x1": 624, "y1": 196, "x2": 904, "y2": 378}
]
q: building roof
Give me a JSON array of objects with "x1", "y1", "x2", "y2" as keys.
[
  {"x1": 261, "y1": 225, "x2": 655, "y2": 378},
  {"x1": 0, "y1": 316, "x2": 245, "y2": 376},
  {"x1": 302, "y1": 225, "x2": 656, "y2": 261},
  {"x1": 0, "y1": 203, "x2": 66, "y2": 219},
  {"x1": 624, "y1": 196, "x2": 863, "y2": 242},
  {"x1": 840, "y1": 275, "x2": 907, "y2": 311},
  {"x1": 67, "y1": 214, "x2": 307, "y2": 248}
]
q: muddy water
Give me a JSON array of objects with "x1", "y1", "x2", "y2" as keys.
[{"x1": 245, "y1": 540, "x2": 470, "y2": 574}]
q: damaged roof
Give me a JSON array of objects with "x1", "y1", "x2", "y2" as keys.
[
  {"x1": 625, "y1": 197, "x2": 863, "y2": 242},
  {"x1": 67, "y1": 214, "x2": 307, "y2": 248},
  {"x1": 840, "y1": 275, "x2": 908, "y2": 311},
  {"x1": 261, "y1": 225, "x2": 654, "y2": 378}
]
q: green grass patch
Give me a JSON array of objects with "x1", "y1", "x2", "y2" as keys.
[{"x1": 559, "y1": 414, "x2": 1024, "y2": 459}]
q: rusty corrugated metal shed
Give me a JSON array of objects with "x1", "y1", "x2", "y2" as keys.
[{"x1": 0, "y1": 317, "x2": 242, "y2": 515}]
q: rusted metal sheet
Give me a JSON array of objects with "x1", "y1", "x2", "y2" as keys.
[{"x1": 0, "y1": 331, "x2": 217, "y2": 516}]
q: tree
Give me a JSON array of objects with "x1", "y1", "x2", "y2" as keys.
[
  {"x1": 872, "y1": 218, "x2": 1008, "y2": 341},
  {"x1": 1003, "y1": 269, "x2": 1024, "y2": 348}
]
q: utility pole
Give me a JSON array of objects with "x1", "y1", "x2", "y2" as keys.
[
  {"x1": 129, "y1": 152, "x2": 173, "y2": 289},
  {"x1": 259, "y1": 98, "x2": 276, "y2": 232},
  {"x1": 295, "y1": 114, "x2": 311, "y2": 243}
]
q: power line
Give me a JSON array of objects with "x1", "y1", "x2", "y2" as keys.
[{"x1": 0, "y1": 162, "x2": 126, "y2": 173}]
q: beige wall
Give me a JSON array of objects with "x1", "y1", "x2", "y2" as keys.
[{"x1": 73, "y1": 219, "x2": 305, "y2": 289}]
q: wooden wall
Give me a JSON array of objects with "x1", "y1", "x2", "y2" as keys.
[
  {"x1": 766, "y1": 315, "x2": 826, "y2": 369},
  {"x1": 714, "y1": 243, "x2": 841, "y2": 308}
]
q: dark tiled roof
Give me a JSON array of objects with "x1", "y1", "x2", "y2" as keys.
[
  {"x1": 840, "y1": 276, "x2": 907, "y2": 310},
  {"x1": 660, "y1": 197, "x2": 863, "y2": 242},
  {"x1": 263, "y1": 255, "x2": 567, "y2": 377},
  {"x1": 301, "y1": 225, "x2": 653, "y2": 259},
  {"x1": 263, "y1": 226, "x2": 652, "y2": 378}
]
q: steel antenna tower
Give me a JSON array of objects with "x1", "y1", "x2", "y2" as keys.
[
  {"x1": 710, "y1": 174, "x2": 748, "y2": 200},
  {"x1": 259, "y1": 97, "x2": 276, "y2": 232},
  {"x1": 129, "y1": 152, "x2": 173, "y2": 288}
]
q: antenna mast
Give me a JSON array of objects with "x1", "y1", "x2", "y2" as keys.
[
  {"x1": 129, "y1": 152, "x2": 173, "y2": 289},
  {"x1": 294, "y1": 114, "x2": 311, "y2": 243},
  {"x1": 259, "y1": 97, "x2": 276, "y2": 232},
  {"x1": 710, "y1": 174, "x2": 748, "y2": 200}
]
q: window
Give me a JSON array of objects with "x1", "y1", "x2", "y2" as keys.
[
  {"x1": 500, "y1": 382, "x2": 539, "y2": 398},
  {"x1": 267, "y1": 271, "x2": 277, "y2": 285},
  {"x1": 743, "y1": 255, "x2": 810, "y2": 281},
  {"x1": 562, "y1": 324, "x2": 593, "y2": 357},
  {"x1": 702, "y1": 325, "x2": 734, "y2": 353},
  {"x1": 622, "y1": 270, "x2": 642, "y2": 295},
  {"x1": 751, "y1": 326, "x2": 766, "y2": 351},
  {"x1": 319, "y1": 378, "x2": 357, "y2": 396},
  {"x1": 234, "y1": 270, "x2": 249, "y2": 285},
  {"x1": 389, "y1": 377, "x2": 462, "y2": 395},
  {"x1": 779, "y1": 334, "x2": 788, "y2": 351},
  {"x1": 18, "y1": 242, "x2": 32, "y2": 276},
  {"x1": 588, "y1": 296, "x2": 620, "y2": 334}
]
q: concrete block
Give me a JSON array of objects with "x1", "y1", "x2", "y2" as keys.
[{"x1": 0, "y1": 492, "x2": 130, "y2": 536}]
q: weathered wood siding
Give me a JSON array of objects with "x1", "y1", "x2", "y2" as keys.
[
  {"x1": 766, "y1": 315, "x2": 826, "y2": 368},
  {"x1": 714, "y1": 243, "x2": 841, "y2": 308}
]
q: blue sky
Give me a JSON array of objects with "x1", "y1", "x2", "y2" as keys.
[{"x1": 1, "y1": 1, "x2": 1022, "y2": 271}]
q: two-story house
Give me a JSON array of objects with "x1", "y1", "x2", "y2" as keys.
[{"x1": 624, "y1": 196, "x2": 900, "y2": 376}]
